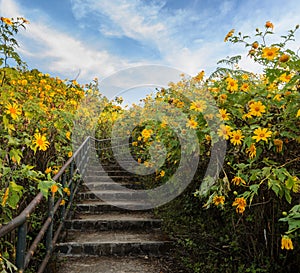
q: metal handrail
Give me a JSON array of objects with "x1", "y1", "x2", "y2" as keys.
[
  {"x1": 0, "y1": 136, "x2": 91, "y2": 273},
  {"x1": 0, "y1": 135, "x2": 135, "y2": 273}
]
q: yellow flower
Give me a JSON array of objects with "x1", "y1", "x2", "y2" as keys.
[
  {"x1": 1, "y1": 188, "x2": 10, "y2": 207},
  {"x1": 232, "y1": 197, "x2": 247, "y2": 214},
  {"x1": 144, "y1": 161, "x2": 152, "y2": 168},
  {"x1": 21, "y1": 79, "x2": 28, "y2": 85},
  {"x1": 224, "y1": 29, "x2": 234, "y2": 42},
  {"x1": 160, "y1": 120, "x2": 168, "y2": 128},
  {"x1": 1, "y1": 17, "x2": 13, "y2": 25},
  {"x1": 230, "y1": 130, "x2": 244, "y2": 146},
  {"x1": 240, "y1": 82, "x2": 250, "y2": 92},
  {"x1": 249, "y1": 101, "x2": 266, "y2": 117},
  {"x1": 60, "y1": 199, "x2": 66, "y2": 206},
  {"x1": 45, "y1": 167, "x2": 52, "y2": 174},
  {"x1": 252, "y1": 42, "x2": 259, "y2": 49},
  {"x1": 20, "y1": 17, "x2": 30, "y2": 24},
  {"x1": 281, "y1": 236, "x2": 293, "y2": 250},
  {"x1": 279, "y1": 73, "x2": 293, "y2": 83},
  {"x1": 246, "y1": 143, "x2": 256, "y2": 159},
  {"x1": 232, "y1": 176, "x2": 246, "y2": 186},
  {"x1": 273, "y1": 139, "x2": 283, "y2": 152},
  {"x1": 218, "y1": 109, "x2": 230, "y2": 121},
  {"x1": 6, "y1": 102, "x2": 22, "y2": 120},
  {"x1": 51, "y1": 184, "x2": 58, "y2": 196},
  {"x1": 32, "y1": 133, "x2": 50, "y2": 151},
  {"x1": 177, "y1": 101, "x2": 185, "y2": 108},
  {"x1": 273, "y1": 94, "x2": 281, "y2": 101},
  {"x1": 63, "y1": 187, "x2": 71, "y2": 196},
  {"x1": 68, "y1": 151, "x2": 73, "y2": 158},
  {"x1": 297, "y1": 109, "x2": 300, "y2": 117},
  {"x1": 160, "y1": 170, "x2": 165, "y2": 177},
  {"x1": 186, "y1": 118, "x2": 198, "y2": 129},
  {"x1": 141, "y1": 129, "x2": 153, "y2": 140},
  {"x1": 219, "y1": 94, "x2": 227, "y2": 103},
  {"x1": 132, "y1": 141, "x2": 138, "y2": 146},
  {"x1": 66, "y1": 131, "x2": 71, "y2": 140},
  {"x1": 194, "y1": 70, "x2": 205, "y2": 82},
  {"x1": 243, "y1": 112, "x2": 253, "y2": 120},
  {"x1": 262, "y1": 47, "x2": 279, "y2": 60},
  {"x1": 279, "y1": 54, "x2": 290, "y2": 63},
  {"x1": 205, "y1": 134, "x2": 211, "y2": 141},
  {"x1": 190, "y1": 100, "x2": 207, "y2": 112},
  {"x1": 252, "y1": 128, "x2": 272, "y2": 142},
  {"x1": 217, "y1": 125, "x2": 232, "y2": 140},
  {"x1": 226, "y1": 77, "x2": 238, "y2": 92},
  {"x1": 265, "y1": 21, "x2": 274, "y2": 30},
  {"x1": 213, "y1": 195, "x2": 225, "y2": 206}
]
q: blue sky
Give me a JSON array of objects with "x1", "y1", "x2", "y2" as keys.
[{"x1": 1, "y1": 0, "x2": 300, "y2": 103}]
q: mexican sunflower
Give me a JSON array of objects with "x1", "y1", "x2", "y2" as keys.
[
  {"x1": 262, "y1": 47, "x2": 279, "y2": 60},
  {"x1": 32, "y1": 133, "x2": 50, "y2": 151}
]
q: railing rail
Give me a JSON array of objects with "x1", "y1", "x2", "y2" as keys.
[
  {"x1": 0, "y1": 135, "x2": 134, "y2": 273},
  {"x1": 0, "y1": 136, "x2": 91, "y2": 273}
]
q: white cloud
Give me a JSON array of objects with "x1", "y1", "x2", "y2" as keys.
[
  {"x1": 1, "y1": 0, "x2": 300, "y2": 88},
  {"x1": 0, "y1": 0, "x2": 140, "y2": 83}
]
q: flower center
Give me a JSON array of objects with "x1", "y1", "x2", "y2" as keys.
[{"x1": 9, "y1": 108, "x2": 17, "y2": 114}]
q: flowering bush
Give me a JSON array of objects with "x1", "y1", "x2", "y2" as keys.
[
  {"x1": 0, "y1": 16, "x2": 91, "y2": 272},
  {"x1": 105, "y1": 21, "x2": 300, "y2": 271}
]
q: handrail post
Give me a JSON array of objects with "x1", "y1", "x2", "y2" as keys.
[
  {"x1": 16, "y1": 221, "x2": 27, "y2": 273},
  {"x1": 69, "y1": 161, "x2": 75, "y2": 200},
  {"x1": 46, "y1": 195, "x2": 54, "y2": 254},
  {"x1": 60, "y1": 173, "x2": 66, "y2": 223}
]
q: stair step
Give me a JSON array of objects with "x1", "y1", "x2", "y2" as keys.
[
  {"x1": 77, "y1": 201, "x2": 153, "y2": 213},
  {"x1": 84, "y1": 175, "x2": 139, "y2": 182},
  {"x1": 86, "y1": 170, "x2": 131, "y2": 176},
  {"x1": 54, "y1": 256, "x2": 165, "y2": 273},
  {"x1": 55, "y1": 230, "x2": 172, "y2": 257},
  {"x1": 65, "y1": 212, "x2": 162, "y2": 231},
  {"x1": 78, "y1": 190, "x2": 147, "y2": 201},
  {"x1": 82, "y1": 181, "x2": 144, "y2": 191},
  {"x1": 87, "y1": 164, "x2": 137, "y2": 172}
]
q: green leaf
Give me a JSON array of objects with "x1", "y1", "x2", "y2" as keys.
[
  {"x1": 268, "y1": 179, "x2": 281, "y2": 197},
  {"x1": 38, "y1": 180, "x2": 55, "y2": 199},
  {"x1": 10, "y1": 181, "x2": 23, "y2": 192},
  {"x1": 9, "y1": 148, "x2": 22, "y2": 164},
  {"x1": 284, "y1": 188, "x2": 292, "y2": 204},
  {"x1": 7, "y1": 182, "x2": 23, "y2": 209},
  {"x1": 249, "y1": 184, "x2": 260, "y2": 194}
]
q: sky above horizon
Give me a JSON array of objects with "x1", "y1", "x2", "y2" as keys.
[{"x1": 1, "y1": 0, "x2": 300, "y2": 103}]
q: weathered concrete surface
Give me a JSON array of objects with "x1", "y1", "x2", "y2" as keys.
[
  {"x1": 55, "y1": 256, "x2": 167, "y2": 273},
  {"x1": 51, "y1": 160, "x2": 173, "y2": 272}
]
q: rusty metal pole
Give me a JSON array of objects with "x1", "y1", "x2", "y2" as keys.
[{"x1": 45, "y1": 195, "x2": 54, "y2": 254}]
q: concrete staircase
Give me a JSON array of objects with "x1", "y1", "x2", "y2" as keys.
[{"x1": 53, "y1": 160, "x2": 172, "y2": 273}]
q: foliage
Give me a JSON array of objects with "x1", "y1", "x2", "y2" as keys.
[
  {"x1": 0, "y1": 16, "x2": 87, "y2": 272},
  {"x1": 100, "y1": 21, "x2": 300, "y2": 272}
]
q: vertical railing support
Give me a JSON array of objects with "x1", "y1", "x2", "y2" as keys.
[
  {"x1": 16, "y1": 221, "x2": 27, "y2": 273},
  {"x1": 60, "y1": 173, "x2": 66, "y2": 223},
  {"x1": 45, "y1": 195, "x2": 54, "y2": 254},
  {"x1": 69, "y1": 161, "x2": 75, "y2": 201}
]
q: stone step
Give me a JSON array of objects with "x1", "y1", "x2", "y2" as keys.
[
  {"x1": 76, "y1": 201, "x2": 153, "y2": 213},
  {"x1": 82, "y1": 181, "x2": 144, "y2": 191},
  {"x1": 85, "y1": 170, "x2": 132, "y2": 176},
  {"x1": 78, "y1": 190, "x2": 147, "y2": 201},
  {"x1": 53, "y1": 256, "x2": 166, "y2": 273},
  {"x1": 55, "y1": 230, "x2": 172, "y2": 257},
  {"x1": 64, "y1": 212, "x2": 162, "y2": 231},
  {"x1": 84, "y1": 175, "x2": 139, "y2": 182},
  {"x1": 86, "y1": 163, "x2": 137, "y2": 172}
]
